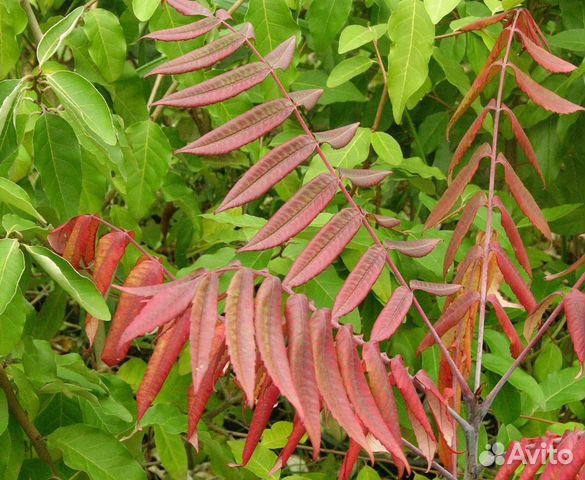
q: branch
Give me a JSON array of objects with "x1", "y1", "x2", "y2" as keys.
[{"x1": 20, "y1": 0, "x2": 43, "y2": 44}]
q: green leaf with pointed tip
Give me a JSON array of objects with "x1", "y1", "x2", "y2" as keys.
[
  {"x1": 23, "y1": 246, "x2": 110, "y2": 321},
  {"x1": 0, "y1": 291, "x2": 28, "y2": 356},
  {"x1": 37, "y1": 7, "x2": 85, "y2": 66},
  {"x1": 357, "y1": 466, "x2": 382, "y2": 480},
  {"x1": 245, "y1": 0, "x2": 299, "y2": 55},
  {"x1": 0, "y1": 79, "x2": 26, "y2": 136},
  {"x1": 0, "y1": 177, "x2": 46, "y2": 222},
  {"x1": 338, "y1": 24, "x2": 386, "y2": 54},
  {"x1": 154, "y1": 425, "x2": 188, "y2": 480},
  {"x1": 0, "y1": 239, "x2": 24, "y2": 316},
  {"x1": 424, "y1": 0, "x2": 461, "y2": 24},
  {"x1": 228, "y1": 440, "x2": 280, "y2": 479},
  {"x1": 542, "y1": 367, "x2": 585, "y2": 411},
  {"x1": 308, "y1": 0, "x2": 352, "y2": 52},
  {"x1": 327, "y1": 56, "x2": 374, "y2": 88},
  {"x1": 132, "y1": 0, "x2": 160, "y2": 21}
]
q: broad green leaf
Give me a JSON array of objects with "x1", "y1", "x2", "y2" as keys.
[
  {"x1": 387, "y1": 0, "x2": 435, "y2": 123},
  {"x1": 327, "y1": 56, "x2": 374, "y2": 88},
  {"x1": 357, "y1": 466, "x2": 382, "y2": 480},
  {"x1": 292, "y1": 70, "x2": 367, "y2": 105},
  {"x1": 23, "y1": 245, "x2": 111, "y2": 321},
  {"x1": 0, "y1": 390, "x2": 7, "y2": 436},
  {"x1": 84, "y1": 8, "x2": 127, "y2": 83},
  {"x1": 125, "y1": 121, "x2": 172, "y2": 219},
  {"x1": 424, "y1": 0, "x2": 461, "y2": 24},
  {"x1": 140, "y1": 404, "x2": 187, "y2": 434},
  {"x1": 0, "y1": 79, "x2": 26, "y2": 135},
  {"x1": 46, "y1": 71, "x2": 117, "y2": 146},
  {"x1": 534, "y1": 343, "x2": 563, "y2": 382},
  {"x1": 228, "y1": 440, "x2": 280, "y2": 479},
  {"x1": 0, "y1": 177, "x2": 46, "y2": 222},
  {"x1": 132, "y1": 0, "x2": 160, "y2": 22},
  {"x1": 542, "y1": 367, "x2": 585, "y2": 411},
  {"x1": 37, "y1": 7, "x2": 84, "y2": 66},
  {"x1": 154, "y1": 425, "x2": 188, "y2": 480},
  {"x1": 33, "y1": 114, "x2": 82, "y2": 220},
  {"x1": 261, "y1": 421, "x2": 293, "y2": 449},
  {"x1": 550, "y1": 29, "x2": 585, "y2": 53},
  {"x1": 245, "y1": 0, "x2": 299, "y2": 55},
  {"x1": 338, "y1": 24, "x2": 386, "y2": 54},
  {"x1": 0, "y1": 2, "x2": 23, "y2": 80},
  {"x1": 0, "y1": 291, "x2": 28, "y2": 356},
  {"x1": 0, "y1": 239, "x2": 24, "y2": 316},
  {"x1": 371, "y1": 131, "x2": 403, "y2": 165},
  {"x1": 308, "y1": 0, "x2": 352, "y2": 52},
  {"x1": 0, "y1": 418, "x2": 25, "y2": 480},
  {"x1": 48, "y1": 424, "x2": 146, "y2": 480}
]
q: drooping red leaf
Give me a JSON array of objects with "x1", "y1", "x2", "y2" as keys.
[
  {"x1": 518, "y1": 435, "x2": 555, "y2": 479},
  {"x1": 314, "y1": 123, "x2": 360, "y2": 149},
  {"x1": 494, "y1": 195, "x2": 532, "y2": 277},
  {"x1": 385, "y1": 238, "x2": 441, "y2": 258},
  {"x1": 242, "y1": 381, "x2": 280, "y2": 465},
  {"x1": 448, "y1": 100, "x2": 495, "y2": 183},
  {"x1": 225, "y1": 269, "x2": 256, "y2": 406},
  {"x1": 50, "y1": 215, "x2": 101, "y2": 269},
  {"x1": 501, "y1": 104, "x2": 544, "y2": 185},
  {"x1": 507, "y1": 63, "x2": 585, "y2": 115},
  {"x1": 285, "y1": 295, "x2": 322, "y2": 456},
  {"x1": 415, "y1": 371, "x2": 456, "y2": 450},
  {"x1": 492, "y1": 242, "x2": 537, "y2": 312},
  {"x1": 487, "y1": 294, "x2": 524, "y2": 358},
  {"x1": 284, "y1": 209, "x2": 362, "y2": 288},
  {"x1": 418, "y1": 291, "x2": 481, "y2": 352},
  {"x1": 332, "y1": 245, "x2": 386, "y2": 320},
  {"x1": 269, "y1": 414, "x2": 306, "y2": 475},
  {"x1": 370, "y1": 214, "x2": 400, "y2": 229},
  {"x1": 165, "y1": 0, "x2": 212, "y2": 16},
  {"x1": 409, "y1": 281, "x2": 463, "y2": 297},
  {"x1": 113, "y1": 273, "x2": 200, "y2": 297},
  {"x1": 444, "y1": 191, "x2": 487, "y2": 276},
  {"x1": 144, "y1": 16, "x2": 222, "y2": 42},
  {"x1": 541, "y1": 432, "x2": 585, "y2": 480},
  {"x1": 338, "y1": 168, "x2": 392, "y2": 188},
  {"x1": 494, "y1": 440, "x2": 525, "y2": 480},
  {"x1": 338, "y1": 439, "x2": 362, "y2": 480},
  {"x1": 453, "y1": 245, "x2": 482, "y2": 285},
  {"x1": 546, "y1": 254, "x2": 585, "y2": 281},
  {"x1": 457, "y1": 12, "x2": 509, "y2": 33},
  {"x1": 517, "y1": 30, "x2": 577, "y2": 74},
  {"x1": 218, "y1": 135, "x2": 316, "y2": 212},
  {"x1": 524, "y1": 292, "x2": 562, "y2": 340},
  {"x1": 370, "y1": 287, "x2": 413, "y2": 342},
  {"x1": 147, "y1": 25, "x2": 254, "y2": 77},
  {"x1": 336, "y1": 326, "x2": 410, "y2": 473},
  {"x1": 425, "y1": 143, "x2": 491, "y2": 229},
  {"x1": 499, "y1": 153, "x2": 552, "y2": 240},
  {"x1": 565, "y1": 289, "x2": 585, "y2": 377},
  {"x1": 519, "y1": 10, "x2": 550, "y2": 51},
  {"x1": 310, "y1": 309, "x2": 372, "y2": 457},
  {"x1": 190, "y1": 273, "x2": 219, "y2": 394},
  {"x1": 137, "y1": 311, "x2": 191, "y2": 421},
  {"x1": 187, "y1": 323, "x2": 227, "y2": 449},
  {"x1": 390, "y1": 356, "x2": 437, "y2": 468},
  {"x1": 240, "y1": 174, "x2": 338, "y2": 252},
  {"x1": 102, "y1": 257, "x2": 165, "y2": 366}
]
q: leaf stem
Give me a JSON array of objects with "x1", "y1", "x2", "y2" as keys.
[
  {"x1": 371, "y1": 30, "x2": 388, "y2": 132},
  {"x1": 20, "y1": 0, "x2": 43, "y2": 44}
]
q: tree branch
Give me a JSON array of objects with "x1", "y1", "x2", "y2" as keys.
[{"x1": 20, "y1": 0, "x2": 43, "y2": 44}]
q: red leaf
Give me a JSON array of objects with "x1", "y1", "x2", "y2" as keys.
[
  {"x1": 310, "y1": 309, "x2": 372, "y2": 457},
  {"x1": 494, "y1": 440, "x2": 525, "y2": 480},
  {"x1": 444, "y1": 191, "x2": 487, "y2": 276},
  {"x1": 541, "y1": 432, "x2": 585, "y2": 480},
  {"x1": 165, "y1": 0, "x2": 212, "y2": 16},
  {"x1": 289, "y1": 89, "x2": 323, "y2": 110},
  {"x1": 546, "y1": 254, "x2": 585, "y2": 281},
  {"x1": 492, "y1": 242, "x2": 537, "y2": 312},
  {"x1": 240, "y1": 174, "x2": 338, "y2": 252},
  {"x1": 385, "y1": 238, "x2": 441, "y2": 258},
  {"x1": 419, "y1": 292, "x2": 481, "y2": 353},
  {"x1": 148, "y1": 24, "x2": 254, "y2": 77},
  {"x1": 190, "y1": 273, "x2": 219, "y2": 394},
  {"x1": 264, "y1": 36, "x2": 297, "y2": 70},
  {"x1": 507, "y1": 63, "x2": 585, "y2": 115},
  {"x1": 144, "y1": 16, "x2": 221, "y2": 42},
  {"x1": 494, "y1": 195, "x2": 532, "y2": 277},
  {"x1": 217, "y1": 136, "x2": 316, "y2": 212},
  {"x1": 332, "y1": 245, "x2": 386, "y2": 320},
  {"x1": 458, "y1": 12, "x2": 509, "y2": 33},
  {"x1": 487, "y1": 294, "x2": 524, "y2": 358},
  {"x1": 102, "y1": 257, "x2": 165, "y2": 366},
  {"x1": 524, "y1": 293, "x2": 562, "y2": 340},
  {"x1": 501, "y1": 104, "x2": 544, "y2": 185},
  {"x1": 225, "y1": 269, "x2": 256, "y2": 406},
  {"x1": 565, "y1": 289, "x2": 585, "y2": 377},
  {"x1": 410, "y1": 281, "x2": 463, "y2": 297},
  {"x1": 517, "y1": 30, "x2": 577, "y2": 74},
  {"x1": 425, "y1": 143, "x2": 491, "y2": 229},
  {"x1": 518, "y1": 10, "x2": 550, "y2": 51},
  {"x1": 338, "y1": 439, "x2": 362, "y2": 480},
  {"x1": 370, "y1": 286, "x2": 413, "y2": 342},
  {"x1": 270, "y1": 414, "x2": 306, "y2": 475},
  {"x1": 390, "y1": 356, "x2": 437, "y2": 468},
  {"x1": 50, "y1": 215, "x2": 101, "y2": 269},
  {"x1": 177, "y1": 97, "x2": 295, "y2": 156},
  {"x1": 370, "y1": 214, "x2": 400, "y2": 229},
  {"x1": 285, "y1": 294, "x2": 321, "y2": 456},
  {"x1": 242, "y1": 381, "x2": 280, "y2": 465},
  {"x1": 137, "y1": 311, "x2": 191, "y2": 420},
  {"x1": 338, "y1": 168, "x2": 392, "y2": 188},
  {"x1": 336, "y1": 326, "x2": 410, "y2": 473},
  {"x1": 518, "y1": 435, "x2": 555, "y2": 479},
  {"x1": 448, "y1": 100, "x2": 495, "y2": 183},
  {"x1": 284, "y1": 208, "x2": 362, "y2": 288},
  {"x1": 500, "y1": 154, "x2": 552, "y2": 240},
  {"x1": 113, "y1": 274, "x2": 199, "y2": 297},
  {"x1": 452, "y1": 245, "x2": 482, "y2": 285},
  {"x1": 314, "y1": 123, "x2": 360, "y2": 149}
]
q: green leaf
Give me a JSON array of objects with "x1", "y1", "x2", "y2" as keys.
[
  {"x1": 0, "y1": 390, "x2": 7, "y2": 436},
  {"x1": 132, "y1": 0, "x2": 160, "y2": 21},
  {"x1": 84, "y1": 8, "x2": 127, "y2": 83},
  {"x1": 0, "y1": 291, "x2": 28, "y2": 356},
  {"x1": 371, "y1": 131, "x2": 403, "y2": 165},
  {"x1": 0, "y1": 2, "x2": 22, "y2": 80},
  {"x1": 308, "y1": 0, "x2": 352, "y2": 52},
  {"x1": 338, "y1": 24, "x2": 386, "y2": 54},
  {"x1": 424, "y1": 0, "x2": 461, "y2": 24},
  {"x1": 245, "y1": 0, "x2": 299, "y2": 55},
  {"x1": 23, "y1": 245, "x2": 111, "y2": 321},
  {"x1": 542, "y1": 367, "x2": 585, "y2": 411},
  {"x1": 387, "y1": 0, "x2": 435, "y2": 123},
  {"x1": 0, "y1": 239, "x2": 24, "y2": 316},
  {"x1": 125, "y1": 121, "x2": 172, "y2": 219},
  {"x1": 327, "y1": 56, "x2": 374, "y2": 88},
  {"x1": 534, "y1": 343, "x2": 563, "y2": 383},
  {"x1": 292, "y1": 70, "x2": 366, "y2": 105},
  {"x1": 37, "y1": 7, "x2": 85, "y2": 66},
  {"x1": 261, "y1": 421, "x2": 293, "y2": 449},
  {"x1": 228, "y1": 440, "x2": 280, "y2": 479},
  {"x1": 48, "y1": 424, "x2": 146, "y2": 480},
  {"x1": 0, "y1": 177, "x2": 46, "y2": 222},
  {"x1": 0, "y1": 79, "x2": 26, "y2": 136},
  {"x1": 46, "y1": 71, "x2": 117, "y2": 146},
  {"x1": 154, "y1": 425, "x2": 188, "y2": 480},
  {"x1": 550, "y1": 29, "x2": 585, "y2": 52},
  {"x1": 357, "y1": 466, "x2": 382, "y2": 480},
  {"x1": 33, "y1": 114, "x2": 82, "y2": 220},
  {"x1": 140, "y1": 404, "x2": 187, "y2": 435}
]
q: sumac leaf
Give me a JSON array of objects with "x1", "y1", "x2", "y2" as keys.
[
  {"x1": 338, "y1": 168, "x2": 392, "y2": 188},
  {"x1": 49, "y1": 215, "x2": 100, "y2": 269},
  {"x1": 370, "y1": 214, "x2": 400, "y2": 229},
  {"x1": 264, "y1": 36, "x2": 297, "y2": 70},
  {"x1": 541, "y1": 432, "x2": 585, "y2": 480},
  {"x1": 314, "y1": 123, "x2": 360, "y2": 149},
  {"x1": 546, "y1": 255, "x2": 585, "y2": 281},
  {"x1": 270, "y1": 415, "x2": 306, "y2": 475},
  {"x1": 339, "y1": 440, "x2": 362, "y2": 480},
  {"x1": 517, "y1": 30, "x2": 577, "y2": 74},
  {"x1": 385, "y1": 238, "x2": 441, "y2": 258},
  {"x1": 409, "y1": 281, "x2": 463, "y2": 297},
  {"x1": 458, "y1": 12, "x2": 509, "y2": 32},
  {"x1": 494, "y1": 440, "x2": 525, "y2": 479},
  {"x1": 494, "y1": 196, "x2": 532, "y2": 277},
  {"x1": 144, "y1": 16, "x2": 222, "y2": 42},
  {"x1": 565, "y1": 289, "x2": 585, "y2": 377},
  {"x1": 370, "y1": 287, "x2": 413, "y2": 342},
  {"x1": 487, "y1": 294, "x2": 524, "y2": 358},
  {"x1": 524, "y1": 293, "x2": 562, "y2": 341},
  {"x1": 166, "y1": 0, "x2": 212, "y2": 16}
]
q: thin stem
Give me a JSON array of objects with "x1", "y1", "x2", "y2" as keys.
[
  {"x1": 371, "y1": 31, "x2": 388, "y2": 132},
  {"x1": 20, "y1": 0, "x2": 43, "y2": 44},
  {"x1": 150, "y1": 81, "x2": 178, "y2": 122},
  {"x1": 402, "y1": 439, "x2": 457, "y2": 480},
  {"x1": 227, "y1": 0, "x2": 247, "y2": 14},
  {"x1": 147, "y1": 74, "x2": 163, "y2": 108},
  {"x1": 473, "y1": 11, "x2": 521, "y2": 393},
  {"x1": 0, "y1": 364, "x2": 61, "y2": 478}
]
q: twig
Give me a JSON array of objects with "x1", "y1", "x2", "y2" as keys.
[
  {"x1": 228, "y1": 0, "x2": 247, "y2": 15},
  {"x1": 150, "y1": 81, "x2": 178, "y2": 122},
  {"x1": 147, "y1": 74, "x2": 163, "y2": 108},
  {"x1": 20, "y1": 0, "x2": 43, "y2": 44},
  {"x1": 371, "y1": 30, "x2": 388, "y2": 132}
]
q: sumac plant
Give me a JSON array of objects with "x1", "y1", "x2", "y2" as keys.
[{"x1": 1, "y1": 0, "x2": 584, "y2": 479}]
